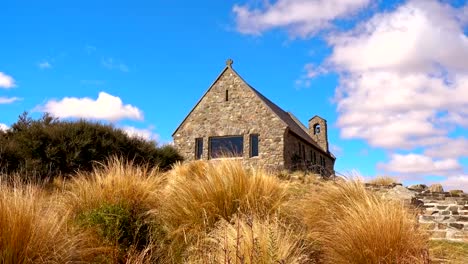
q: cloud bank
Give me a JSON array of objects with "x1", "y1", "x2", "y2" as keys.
[
  {"x1": 233, "y1": 0, "x2": 371, "y2": 37},
  {"x1": 232, "y1": 0, "x2": 468, "y2": 190},
  {"x1": 42, "y1": 92, "x2": 143, "y2": 122}
]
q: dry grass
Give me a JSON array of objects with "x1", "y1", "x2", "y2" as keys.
[
  {"x1": 59, "y1": 157, "x2": 168, "y2": 262},
  {"x1": 62, "y1": 157, "x2": 165, "y2": 215},
  {"x1": 0, "y1": 179, "x2": 86, "y2": 263},
  {"x1": 162, "y1": 160, "x2": 289, "y2": 249},
  {"x1": 187, "y1": 215, "x2": 310, "y2": 264},
  {"x1": 0, "y1": 159, "x2": 448, "y2": 263},
  {"x1": 367, "y1": 175, "x2": 399, "y2": 186},
  {"x1": 429, "y1": 240, "x2": 468, "y2": 264},
  {"x1": 297, "y1": 180, "x2": 429, "y2": 264}
]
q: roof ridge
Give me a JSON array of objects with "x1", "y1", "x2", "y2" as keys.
[{"x1": 287, "y1": 112, "x2": 309, "y2": 134}]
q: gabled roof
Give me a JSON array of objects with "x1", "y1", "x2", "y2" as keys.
[
  {"x1": 172, "y1": 61, "x2": 333, "y2": 158},
  {"x1": 248, "y1": 86, "x2": 330, "y2": 156}
]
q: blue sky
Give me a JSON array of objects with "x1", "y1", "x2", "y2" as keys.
[{"x1": 1, "y1": 0, "x2": 468, "y2": 190}]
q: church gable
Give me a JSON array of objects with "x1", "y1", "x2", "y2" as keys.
[
  {"x1": 173, "y1": 63, "x2": 285, "y2": 138},
  {"x1": 173, "y1": 60, "x2": 287, "y2": 166}
]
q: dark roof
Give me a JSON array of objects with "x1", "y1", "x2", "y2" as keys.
[{"x1": 249, "y1": 86, "x2": 328, "y2": 154}]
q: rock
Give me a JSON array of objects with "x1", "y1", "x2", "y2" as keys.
[
  {"x1": 381, "y1": 185, "x2": 416, "y2": 203},
  {"x1": 407, "y1": 184, "x2": 428, "y2": 191},
  {"x1": 449, "y1": 189, "x2": 464, "y2": 195},
  {"x1": 428, "y1": 184, "x2": 444, "y2": 193}
]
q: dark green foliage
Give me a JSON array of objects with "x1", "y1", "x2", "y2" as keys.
[
  {"x1": 77, "y1": 203, "x2": 151, "y2": 250},
  {"x1": 0, "y1": 112, "x2": 182, "y2": 180}
]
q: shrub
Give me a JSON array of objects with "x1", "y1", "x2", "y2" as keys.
[
  {"x1": 162, "y1": 160, "x2": 289, "y2": 254},
  {"x1": 297, "y1": 181, "x2": 429, "y2": 264},
  {"x1": 0, "y1": 112, "x2": 182, "y2": 181}
]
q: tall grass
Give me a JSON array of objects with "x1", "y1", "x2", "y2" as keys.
[
  {"x1": 0, "y1": 159, "x2": 438, "y2": 263},
  {"x1": 367, "y1": 175, "x2": 399, "y2": 186},
  {"x1": 297, "y1": 180, "x2": 429, "y2": 264},
  {"x1": 162, "y1": 160, "x2": 289, "y2": 252},
  {"x1": 61, "y1": 157, "x2": 168, "y2": 262},
  {"x1": 0, "y1": 180, "x2": 84, "y2": 263},
  {"x1": 188, "y1": 215, "x2": 310, "y2": 264},
  {"x1": 63, "y1": 157, "x2": 165, "y2": 214}
]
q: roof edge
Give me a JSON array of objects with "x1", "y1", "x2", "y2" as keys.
[{"x1": 172, "y1": 65, "x2": 230, "y2": 137}]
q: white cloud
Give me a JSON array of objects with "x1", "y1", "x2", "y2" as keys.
[
  {"x1": 0, "y1": 72, "x2": 15, "y2": 89},
  {"x1": 378, "y1": 153, "x2": 462, "y2": 175},
  {"x1": 0, "y1": 123, "x2": 9, "y2": 131},
  {"x1": 0, "y1": 97, "x2": 20, "y2": 104},
  {"x1": 424, "y1": 138, "x2": 468, "y2": 159},
  {"x1": 38, "y1": 61, "x2": 52, "y2": 69},
  {"x1": 102, "y1": 58, "x2": 129, "y2": 72},
  {"x1": 122, "y1": 126, "x2": 159, "y2": 142},
  {"x1": 322, "y1": 0, "x2": 468, "y2": 150},
  {"x1": 440, "y1": 175, "x2": 468, "y2": 192},
  {"x1": 41, "y1": 92, "x2": 143, "y2": 121},
  {"x1": 233, "y1": 0, "x2": 371, "y2": 37}
]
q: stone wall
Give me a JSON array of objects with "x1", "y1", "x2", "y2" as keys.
[
  {"x1": 366, "y1": 184, "x2": 468, "y2": 242},
  {"x1": 308, "y1": 116, "x2": 329, "y2": 153},
  {"x1": 173, "y1": 67, "x2": 286, "y2": 170},
  {"x1": 283, "y1": 131, "x2": 335, "y2": 174},
  {"x1": 416, "y1": 192, "x2": 468, "y2": 241}
]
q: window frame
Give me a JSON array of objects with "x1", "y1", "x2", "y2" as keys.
[
  {"x1": 249, "y1": 134, "x2": 259, "y2": 158},
  {"x1": 195, "y1": 138, "x2": 203, "y2": 160},
  {"x1": 209, "y1": 135, "x2": 244, "y2": 159}
]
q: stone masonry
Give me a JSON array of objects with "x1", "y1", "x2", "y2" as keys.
[
  {"x1": 366, "y1": 183, "x2": 468, "y2": 242},
  {"x1": 173, "y1": 59, "x2": 335, "y2": 173}
]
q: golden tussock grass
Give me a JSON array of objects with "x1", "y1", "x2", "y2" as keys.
[
  {"x1": 188, "y1": 215, "x2": 311, "y2": 264},
  {"x1": 367, "y1": 175, "x2": 399, "y2": 186},
  {"x1": 162, "y1": 160, "x2": 289, "y2": 248},
  {"x1": 0, "y1": 179, "x2": 88, "y2": 263},
  {"x1": 297, "y1": 180, "x2": 429, "y2": 264},
  {"x1": 62, "y1": 157, "x2": 165, "y2": 215},
  {"x1": 0, "y1": 159, "x2": 442, "y2": 263}
]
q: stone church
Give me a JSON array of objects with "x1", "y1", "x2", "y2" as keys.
[{"x1": 173, "y1": 59, "x2": 335, "y2": 175}]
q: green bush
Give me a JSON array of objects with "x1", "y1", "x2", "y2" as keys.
[
  {"x1": 0, "y1": 112, "x2": 182, "y2": 180},
  {"x1": 77, "y1": 203, "x2": 151, "y2": 250}
]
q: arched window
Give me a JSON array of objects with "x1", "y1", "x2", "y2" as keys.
[{"x1": 314, "y1": 124, "x2": 321, "y2": 135}]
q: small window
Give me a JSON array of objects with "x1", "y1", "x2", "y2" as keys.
[
  {"x1": 225, "y1": 89, "x2": 229, "y2": 101},
  {"x1": 250, "y1": 134, "x2": 259, "y2": 157},
  {"x1": 301, "y1": 144, "x2": 305, "y2": 160},
  {"x1": 209, "y1": 136, "x2": 243, "y2": 158},
  {"x1": 195, "y1": 138, "x2": 203, "y2": 160},
  {"x1": 313, "y1": 152, "x2": 317, "y2": 164}
]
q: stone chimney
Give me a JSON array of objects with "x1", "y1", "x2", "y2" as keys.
[{"x1": 308, "y1": 116, "x2": 329, "y2": 152}]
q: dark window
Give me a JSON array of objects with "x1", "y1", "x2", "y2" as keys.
[
  {"x1": 195, "y1": 138, "x2": 203, "y2": 160},
  {"x1": 310, "y1": 151, "x2": 313, "y2": 162},
  {"x1": 225, "y1": 89, "x2": 229, "y2": 101},
  {"x1": 209, "y1": 136, "x2": 243, "y2": 158},
  {"x1": 250, "y1": 134, "x2": 259, "y2": 157},
  {"x1": 301, "y1": 144, "x2": 305, "y2": 160},
  {"x1": 313, "y1": 152, "x2": 317, "y2": 164}
]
